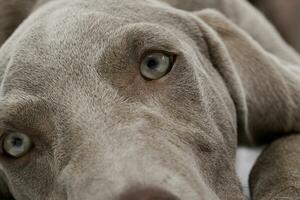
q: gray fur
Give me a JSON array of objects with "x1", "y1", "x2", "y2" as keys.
[{"x1": 0, "y1": 0, "x2": 299, "y2": 199}]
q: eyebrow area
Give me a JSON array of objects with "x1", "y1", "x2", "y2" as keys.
[{"x1": 0, "y1": 91, "x2": 55, "y2": 137}]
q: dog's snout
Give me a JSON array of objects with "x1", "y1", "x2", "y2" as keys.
[{"x1": 120, "y1": 187, "x2": 180, "y2": 200}]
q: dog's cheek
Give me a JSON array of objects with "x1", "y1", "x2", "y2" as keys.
[
  {"x1": 0, "y1": 173, "x2": 14, "y2": 200},
  {"x1": 1, "y1": 154, "x2": 55, "y2": 199}
]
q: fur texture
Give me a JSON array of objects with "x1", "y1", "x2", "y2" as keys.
[
  {"x1": 250, "y1": 0, "x2": 300, "y2": 52},
  {"x1": 0, "y1": 0, "x2": 299, "y2": 199}
]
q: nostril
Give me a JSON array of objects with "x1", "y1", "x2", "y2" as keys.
[{"x1": 120, "y1": 186, "x2": 180, "y2": 200}]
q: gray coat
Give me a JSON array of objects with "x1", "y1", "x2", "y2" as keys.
[{"x1": 0, "y1": 0, "x2": 299, "y2": 199}]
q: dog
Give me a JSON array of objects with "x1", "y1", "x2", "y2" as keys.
[
  {"x1": 0, "y1": 0, "x2": 299, "y2": 199},
  {"x1": 250, "y1": 0, "x2": 300, "y2": 52}
]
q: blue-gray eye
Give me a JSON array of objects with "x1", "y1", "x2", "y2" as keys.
[
  {"x1": 2, "y1": 132, "x2": 33, "y2": 158},
  {"x1": 140, "y1": 52, "x2": 174, "y2": 80}
]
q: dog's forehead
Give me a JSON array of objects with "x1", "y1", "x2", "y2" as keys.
[
  {"x1": 23, "y1": 0, "x2": 186, "y2": 41},
  {"x1": 1, "y1": 0, "x2": 200, "y2": 98},
  {"x1": 8, "y1": 0, "x2": 195, "y2": 52}
]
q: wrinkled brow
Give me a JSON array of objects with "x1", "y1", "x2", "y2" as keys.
[{"x1": 0, "y1": 91, "x2": 55, "y2": 136}]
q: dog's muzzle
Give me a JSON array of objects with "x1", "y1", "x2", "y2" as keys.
[{"x1": 120, "y1": 187, "x2": 180, "y2": 200}]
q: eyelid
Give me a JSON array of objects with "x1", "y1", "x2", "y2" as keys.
[
  {"x1": 0, "y1": 122, "x2": 50, "y2": 155},
  {"x1": 139, "y1": 49, "x2": 177, "y2": 66},
  {"x1": 0, "y1": 131, "x2": 13, "y2": 156},
  {"x1": 0, "y1": 134, "x2": 5, "y2": 155}
]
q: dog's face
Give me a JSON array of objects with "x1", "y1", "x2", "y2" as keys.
[{"x1": 0, "y1": 0, "x2": 244, "y2": 199}]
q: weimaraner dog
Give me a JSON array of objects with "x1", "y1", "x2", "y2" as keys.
[
  {"x1": 250, "y1": 0, "x2": 300, "y2": 52},
  {"x1": 0, "y1": 0, "x2": 299, "y2": 200}
]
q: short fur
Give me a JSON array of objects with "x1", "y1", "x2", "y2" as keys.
[{"x1": 0, "y1": 0, "x2": 299, "y2": 199}]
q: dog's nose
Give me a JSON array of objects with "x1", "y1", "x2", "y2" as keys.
[{"x1": 120, "y1": 187, "x2": 180, "y2": 200}]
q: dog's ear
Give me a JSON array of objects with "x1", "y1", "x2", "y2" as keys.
[
  {"x1": 193, "y1": 9, "x2": 300, "y2": 144},
  {"x1": 0, "y1": 0, "x2": 39, "y2": 46}
]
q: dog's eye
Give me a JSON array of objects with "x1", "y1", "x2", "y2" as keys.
[
  {"x1": 140, "y1": 52, "x2": 175, "y2": 80},
  {"x1": 2, "y1": 132, "x2": 33, "y2": 158}
]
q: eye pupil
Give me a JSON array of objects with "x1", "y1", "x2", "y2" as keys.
[
  {"x1": 147, "y1": 58, "x2": 159, "y2": 70},
  {"x1": 12, "y1": 137, "x2": 23, "y2": 147}
]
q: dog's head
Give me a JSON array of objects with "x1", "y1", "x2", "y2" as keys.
[{"x1": 0, "y1": 0, "x2": 299, "y2": 199}]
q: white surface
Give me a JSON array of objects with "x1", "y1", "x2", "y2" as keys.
[{"x1": 236, "y1": 147, "x2": 263, "y2": 198}]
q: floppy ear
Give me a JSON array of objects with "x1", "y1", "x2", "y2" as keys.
[
  {"x1": 193, "y1": 9, "x2": 300, "y2": 145},
  {"x1": 0, "y1": 0, "x2": 39, "y2": 46},
  {"x1": 162, "y1": 0, "x2": 300, "y2": 65}
]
